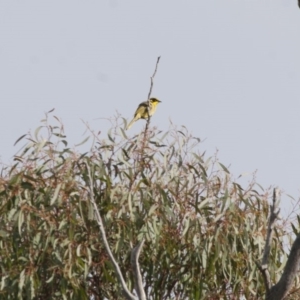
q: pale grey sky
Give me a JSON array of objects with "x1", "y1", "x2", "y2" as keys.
[{"x1": 1, "y1": 0, "x2": 300, "y2": 214}]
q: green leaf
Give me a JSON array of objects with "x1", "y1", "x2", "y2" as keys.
[
  {"x1": 18, "y1": 210, "x2": 24, "y2": 235},
  {"x1": 14, "y1": 134, "x2": 27, "y2": 146},
  {"x1": 218, "y1": 162, "x2": 230, "y2": 174},
  {"x1": 75, "y1": 136, "x2": 90, "y2": 146},
  {"x1": 50, "y1": 183, "x2": 62, "y2": 205},
  {"x1": 19, "y1": 269, "x2": 26, "y2": 290},
  {"x1": 291, "y1": 222, "x2": 299, "y2": 235},
  {"x1": 119, "y1": 127, "x2": 127, "y2": 139},
  {"x1": 46, "y1": 272, "x2": 55, "y2": 283},
  {"x1": 0, "y1": 230, "x2": 8, "y2": 237}
]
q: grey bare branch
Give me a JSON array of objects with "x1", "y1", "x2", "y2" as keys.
[
  {"x1": 131, "y1": 239, "x2": 146, "y2": 300},
  {"x1": 259, "y1": 188, "x2": 300, "y2": 299},
  {"x1": 85, "y1": 162, "x2": 137, "y2": 300},
  {"x1": 267, "y1": 231, "x2": 300, "y2": 299},
  {"x1": 259, "y1": 188, "x2": 281, "y2": 293}
]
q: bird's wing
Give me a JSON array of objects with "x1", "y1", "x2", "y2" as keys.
[{"x1": 134, "y1": 101, "x2": 149, "y2": 118}]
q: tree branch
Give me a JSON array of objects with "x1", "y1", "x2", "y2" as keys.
[
  {"x1": 261, "y1": 188, "x2": 300, "y2": 299},
  {"x1": 267, "y1": 231, "x2": 300, "y2": 299},
  {"x1": 147, "y1": 56, "x2": 161, "y2": 101},
  {"x1": 141, "y1": 56, "x2": 161, "y2": 156},
  {"x1": 144, "y1": 56, "x2": 161, "y2": 135},
  {"x1": 85, "y1": 162, "x2": 137, "y2": 300},
  {"x1": 256, "y1": 188, "x2": 280, "y2": 297},
  {"x1": 262, "y1": 189, "x2": 281, "y2": 287},
  {"x1": 131, "y1": 239, "x2": 146, "y2": 300},
  {"x1": 255, "y1": 261, "x2": 271, "y2": 295}
]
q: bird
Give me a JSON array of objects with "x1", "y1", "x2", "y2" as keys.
[{"x1": 126, "y1": 98, "x2": 161, "y2": 130}]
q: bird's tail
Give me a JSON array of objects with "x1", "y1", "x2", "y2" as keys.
[{"x1": 126, "y1": 118, "x2": 136, "y2": 130}]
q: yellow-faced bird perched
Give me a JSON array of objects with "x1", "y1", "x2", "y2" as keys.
[{"x1": 126, "y1": 98, "x2": 161, "y2": 130}]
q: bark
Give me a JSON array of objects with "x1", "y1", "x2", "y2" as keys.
[{"x1": 266, "y1": 233, "x2": 300, "y2": 300}]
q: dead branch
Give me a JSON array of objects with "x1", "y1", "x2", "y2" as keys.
[
  {"x1": 147, "y1": 56, "x2": 161, "y2": 101},
  {"x1": 131, "y1": 240, "x2": 146, "y2": 300},
  {"x1": 267, "y1": 232, "x2": 300, "y2": 299},
  {"x1": 85, "y1": 162, "x2": 138, "y2": 300},
  {"x1": 260, "y1": 188, "x2": 281, "y2": 292},
  {"x1": 258, "y1": 188, "x2": 300, "y2": 299},
  {"x1": 140, "y1": 56, "x2": 161, "y2": 160}
]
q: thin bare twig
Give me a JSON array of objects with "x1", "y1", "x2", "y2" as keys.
[
  {"x1": 131, "y1": 239, "x2": 146, "y2": 300},
  {"x1": 147, "y1": 56, "x2": 161, "y2": 101},
  {"x1": 141, "y1": 56, "x2": 161, "y2": 154},
  {"x1": 129, "y1": 57, "x2": 161, "y2": 192},
  {"x1": 85, "y1": 162, "x2": 137, "y2": 300}
]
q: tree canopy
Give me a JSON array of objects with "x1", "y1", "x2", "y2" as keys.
[{"x1": 0, "y1": 113, "x2": 299, "y2": 299}]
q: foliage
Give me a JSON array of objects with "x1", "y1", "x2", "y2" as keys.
[{"x1": 0, "y1": 113, "x2": 299, "y2": 299}]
